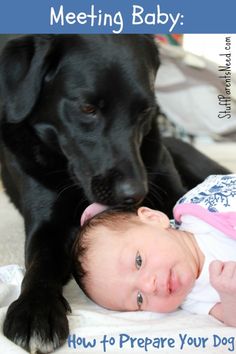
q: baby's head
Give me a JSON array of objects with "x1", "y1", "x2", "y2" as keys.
[
  {"x1": 72, "y1": 207, "x2": 198, "y2": 313},
  {"x1": 72, "y1": 208, "x2": 140, "y2": 299}
]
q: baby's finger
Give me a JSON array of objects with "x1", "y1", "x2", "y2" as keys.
[
  {"x1": 221, "y1": 261, "x2": 236, "y2": 278},
  {"x1": 209, "y1": 260, "x2": 224, "y2": 279}
]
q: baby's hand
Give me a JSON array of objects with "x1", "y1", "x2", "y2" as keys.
[
  {"x1": 209, "y1": 260, "x2": 236, "y2": 296},
  {"x1": 209, "y1": 260, "x2": 236, "y2": 327}
]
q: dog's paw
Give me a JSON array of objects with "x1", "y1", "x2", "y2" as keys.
[{"x1": 3, "y1": 291, "x2": 71, "y2": 353}]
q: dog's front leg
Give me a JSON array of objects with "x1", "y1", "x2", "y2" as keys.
[{"x1": 3, "y1": 178, "x2": 80, "y2": 353}]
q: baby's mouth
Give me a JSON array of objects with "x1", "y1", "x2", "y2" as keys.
[
  {"x1": 157, "y1": 273, "x2": 172, "y2": 296},
  {"x1": 167, "y1": 271, "x2": 172, "y2": 295},
  {"x1": 168, "y1": 269, "x2": 179, "y2": 294}
]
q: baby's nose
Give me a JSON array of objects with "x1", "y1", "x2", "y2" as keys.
[{"x1": 139, "y1": 274, "x2": 157, "y2": 294}]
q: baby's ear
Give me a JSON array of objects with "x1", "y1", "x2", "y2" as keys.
[{"x1": 137, "y1": 207, "x2": 170, "y2": 229}]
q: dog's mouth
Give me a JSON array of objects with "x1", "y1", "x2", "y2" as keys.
[
  {"x1": 80, "y1": 176, "x2": 147, "y2": 226},
  {"x1": 80, "y1": 203, "x2": 109, "y2": 226}
]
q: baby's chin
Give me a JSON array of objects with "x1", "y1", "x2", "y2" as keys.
[{"x1": 146, "y1": 300, "x2": 182, "y2": 313}]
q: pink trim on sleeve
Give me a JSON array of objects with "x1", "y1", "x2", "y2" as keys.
[{"x1": 174, "y1": 203, "x2": 236, "y2": 240}]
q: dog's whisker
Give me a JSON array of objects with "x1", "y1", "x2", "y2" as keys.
[
  {"x1": 147, "y1": 171, "x2": 174, "y2": 177},
  {"x1": 146, "y1": 188, "x2": 162, "y2": 208},
  {"x1": 148, "y1": 191, "x2": 163, "y2": 207},
  {"x1": 73, "y1": 197, "x2": 88, "y2": 220},
  {"x1": 148, "y1": 188, "x2": 162, "y2": 203},
  {"x1": 44, "y1": 169, "x2": 69, "y2": 177},
  {"x1": 144, "y1": 193, "x2": 160, "y2": 209},
  {"x1": 56, "y1": 183, "x2": 78, "y2": 201},
  {"x1": 147, "y1": 181, "x2": 167, "y2": 208},
  {"x1": 148, "y1": 180, "x2": 168, "y2": 197}
]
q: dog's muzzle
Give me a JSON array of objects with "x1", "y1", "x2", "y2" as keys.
[{"x1": 91, "y1": 174, "x2": 147, "y2": 206}]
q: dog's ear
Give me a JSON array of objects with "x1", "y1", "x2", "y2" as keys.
[
  {"x1": 142, "y1": 35, "x2": 160, "y2": 72},
  {"x1": 0, "y1": 35, "x2": 52, "y2": 123}
]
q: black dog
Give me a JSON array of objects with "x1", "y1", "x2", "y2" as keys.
[{"x1": 0, "y1": 35, "x2": 229, "y2": 353}]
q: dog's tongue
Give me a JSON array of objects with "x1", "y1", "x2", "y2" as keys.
[{"x1": 80, "y1": 203, "x2": 108, "y2": 226}]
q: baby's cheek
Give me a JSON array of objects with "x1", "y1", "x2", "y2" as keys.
[{"x1": 148, "y1": 297, "x2": 181, "y2": 313}]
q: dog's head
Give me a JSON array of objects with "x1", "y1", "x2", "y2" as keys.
[{"x1": 0, "y1": 35, "x2": 160, "y2": 207}]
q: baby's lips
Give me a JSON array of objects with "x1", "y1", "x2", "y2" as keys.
[{"x1": 80, "y1": 203, "x2": 108, "y2": 226}]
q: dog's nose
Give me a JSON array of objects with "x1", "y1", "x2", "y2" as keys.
[{"x1": 116, "y1": 179, "x2": 147, "y2": 205}]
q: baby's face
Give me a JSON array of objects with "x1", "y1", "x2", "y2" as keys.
[{"x1": 84, "y1": 208, "x2": 198, "y2": 313}]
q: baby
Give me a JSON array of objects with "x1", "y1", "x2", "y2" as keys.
[{"x1": 72, "y1": 174, "x2": 236, "y2": 327}]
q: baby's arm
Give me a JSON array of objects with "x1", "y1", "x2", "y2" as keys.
[{"x1": 209, "y1": 260, "x2": 236, "y2": 327}]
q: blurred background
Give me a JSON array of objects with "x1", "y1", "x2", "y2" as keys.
[{"x1": 155, "y1": 34, "x2": 236, "y2": 172}]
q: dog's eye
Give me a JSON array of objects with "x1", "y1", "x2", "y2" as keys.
[{"x1": 81, "y1": 104, "x2": 97, "y2": 116}]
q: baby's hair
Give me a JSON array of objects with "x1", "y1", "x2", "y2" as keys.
[{"x1": 72, "y1": 208, "x2": 139, "y2": 297}]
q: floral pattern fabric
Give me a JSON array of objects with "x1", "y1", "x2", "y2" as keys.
[{"x1": 173, "y1": 175, "x2": 236, "y2": 239}]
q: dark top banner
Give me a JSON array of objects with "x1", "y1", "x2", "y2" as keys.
[{"x1": 0, "y1": 0, "x2": 235, "y2": 34}]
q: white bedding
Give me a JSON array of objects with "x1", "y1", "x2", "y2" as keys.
[{"x1": 0, "y1": 191, "x2": 235, "y2": 354}]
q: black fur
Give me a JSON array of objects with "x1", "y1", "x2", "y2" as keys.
[{"x1": 0, "y1": 35, "x2": 229, "y2": 353}]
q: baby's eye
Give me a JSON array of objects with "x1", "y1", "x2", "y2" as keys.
[
  {"x1": 135, "y1": 251, "x2": 142, "y2": 270},
  {"x1": 137, "y1": 291, "x2": 143, "y2": 309}
]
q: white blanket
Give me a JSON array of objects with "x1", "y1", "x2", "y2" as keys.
[{"x1": 0, "y1": 191, "x2": 235, "y2": 354}]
